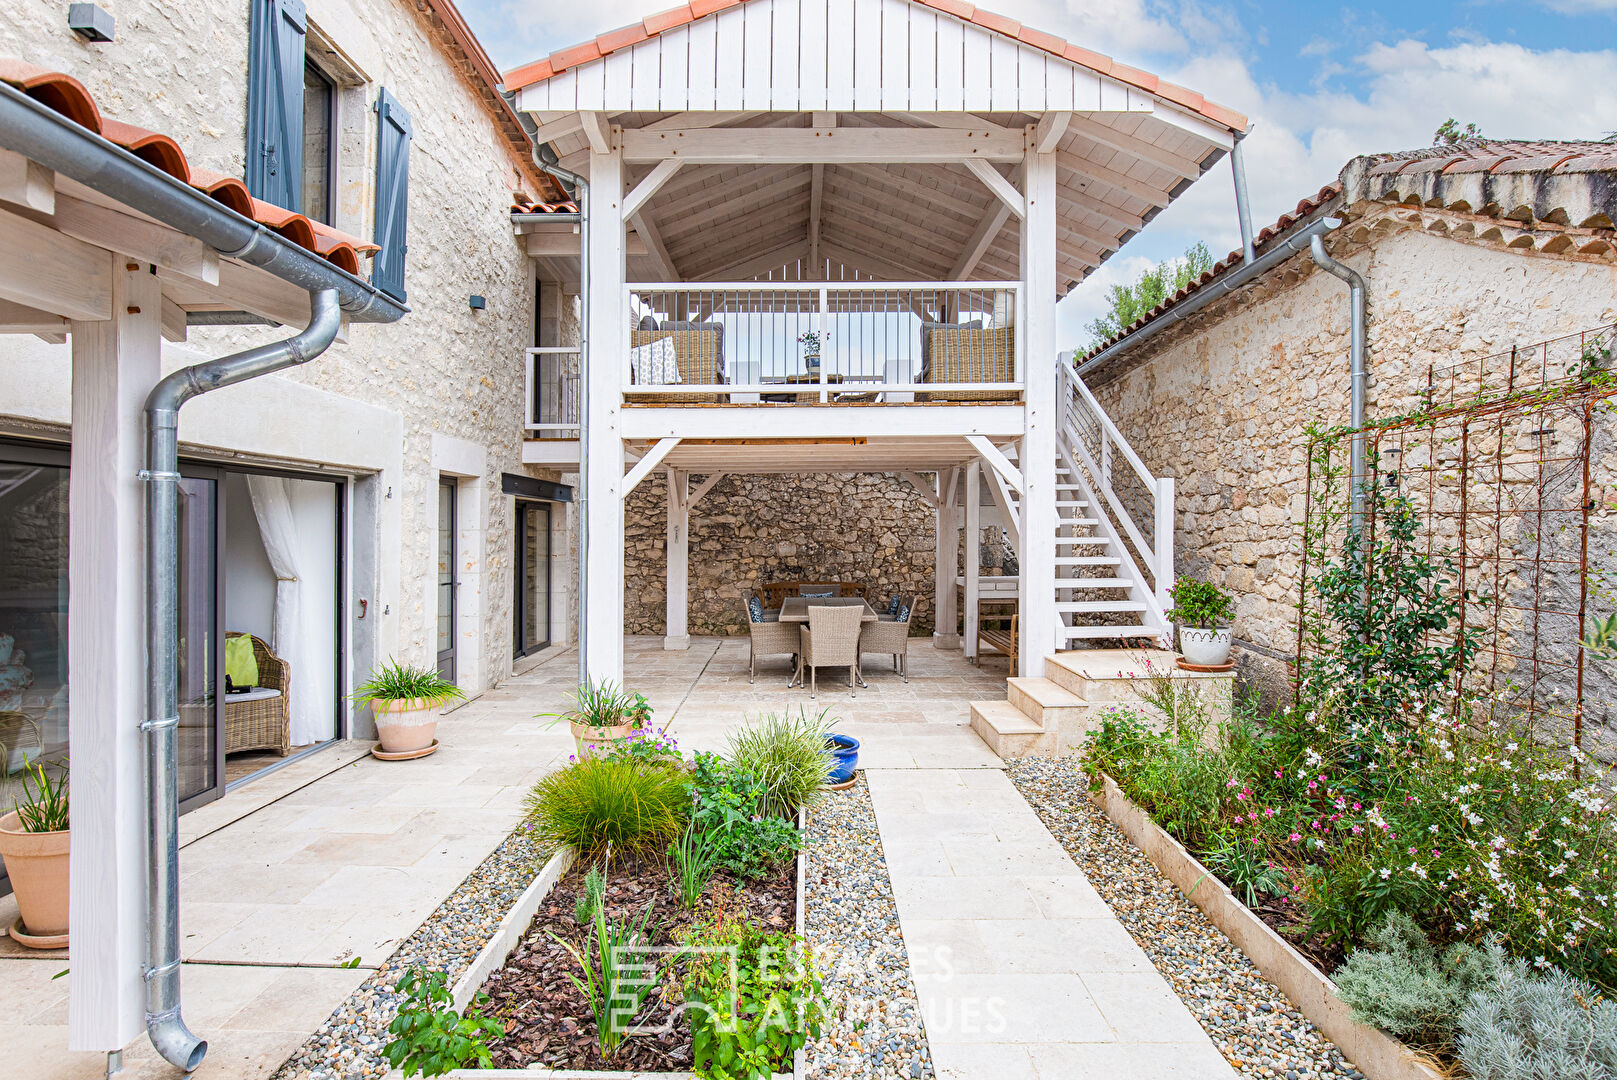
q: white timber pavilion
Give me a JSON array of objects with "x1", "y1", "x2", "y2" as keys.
[{"x1": 505, "y1": 0, "x2": 1248, "y2": 682}]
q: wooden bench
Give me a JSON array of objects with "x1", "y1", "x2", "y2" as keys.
[
  {"x1": 975, "y1": 611, "x2": 1018, "y2": 672},
  {"x1": 758, "y1": 580, "x2": 868, "y2": 610}
]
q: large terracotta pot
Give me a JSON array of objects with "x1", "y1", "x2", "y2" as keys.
[
  {"x1": 570, "y1": 719, "x2": 635, "y2": 760},
  {"x1": 0, "y1": 809, "x2": 68, "y2": 942},
  {"x1": 372, "y1": 698, "x2": 440, "y2": 753},
  {"x1": 1178, "y1": 626, "x2": 1233, "y2": 667}
]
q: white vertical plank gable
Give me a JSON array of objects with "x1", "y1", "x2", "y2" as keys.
[
  {"x1": 631, "y1": 43, "x2": 661, "y2": 112},
  {"x1": 879, "y1": 0, "x2": 910, "y2": 110},
  {"x1": 961, "y1": 24, "x2": 991, "y2": 111},
  {"x1": 741, "y1": 1, "x2": 774, "y2": 110},
  {"x1": 772, "y1": 0, "x2": 802, "y2": 110},
  {"x1": 852, "y1": 0, "x2": 882, "y2": 110},
  {"x1": 715, "y1": 7, "x2": 746, "y2": 110},
  {"x1": 935, "y1": 16, "x2": 964, "y2": 111},
  {"x1": 800, "y1": 0, "x2": 829, "y2": 106},
  {"x1": 687, "y1": 22, "x2": 716, "y2": 110},
  {"x1": 908, "y1": 8, "x2": 937, "y2": 111},
  {"x1": 660, "y1": 28, "x2": 690, "y2": 111}
]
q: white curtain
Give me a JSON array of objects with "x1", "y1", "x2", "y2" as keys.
[{"x1": 246, "y1": 476, "x2": 323, "y2": 746}]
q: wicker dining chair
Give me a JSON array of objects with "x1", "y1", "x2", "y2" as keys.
[
  {"x1": 741, "y1": 597, "x2": 798, "y2": 684},
  {"x1": 223, "y1": 633, "x2": 291, "y2": 756},
  {"x1": 795, "y1": 604, "x2": 865, "y2": 697},
  {"x1": 860, "y1": 594, "x2": 921, "y2": 682}
]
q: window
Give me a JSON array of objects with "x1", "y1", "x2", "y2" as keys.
[{"x1": 301, "y1": 60, "x2": 335, "y2": 224}]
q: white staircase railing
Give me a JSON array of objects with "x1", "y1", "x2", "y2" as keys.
[{"x1": 1056, "y1": 359, "x2": 1174, "y2": 634}]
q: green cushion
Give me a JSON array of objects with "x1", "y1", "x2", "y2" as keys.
[{"x1": 225, "y1": 635, "x2": 260, "y2": 688}]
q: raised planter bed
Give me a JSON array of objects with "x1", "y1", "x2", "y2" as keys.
[{"x1": 1090, "y1": 774, "x2": 1441, "y2": 1080}]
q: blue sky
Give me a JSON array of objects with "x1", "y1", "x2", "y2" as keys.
[{"x1": 461, "y1": 0, "x2": 1617, "y2": 343}]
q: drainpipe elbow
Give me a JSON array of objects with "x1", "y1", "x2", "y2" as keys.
[{"x1": 146, "y1": 1006, "x2": 206, "y2": 1072}]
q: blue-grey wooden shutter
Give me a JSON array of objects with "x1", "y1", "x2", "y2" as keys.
[
  {"x1": 372, "y1": 88, "x2": 413, "y2": 301},
  {"x1": 245, "y1": 0, "x2": 307, "y2": 209}
]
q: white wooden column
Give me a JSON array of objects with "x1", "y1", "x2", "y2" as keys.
[
  {"x1": 932, "y1": 468, "x2": 961, "y2": 649},
  {"x1": 67, "y1": 258, "x2": 152, "y2": 1051},
  {"x1": 583, "y1": 145, "x2": 626, "y2": 683},
  {"x1": 963, "y1": 461, "x2": 981, "y2": 660},
  {"x1": 664, "y1": 467, "x2": 689, "y2": 650},
  {"x1": 1018, "y1": 146, "x2": 1059, "y2": 677}
]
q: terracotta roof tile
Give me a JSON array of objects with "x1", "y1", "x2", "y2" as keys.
[
  {"x1": 0, "y1": 58, "x2": 373, "y2": 272},
  {"x1": 502, "y1": 0, "x2": 1246, "y2": 131},
  {"x1": 596, "y1": 22, "x2": 652, "y2": 54}
]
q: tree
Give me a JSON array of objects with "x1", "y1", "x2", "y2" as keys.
[
  {"x1": 1082, "y1": 242, "x2": 1214, "y2": 347},
  {"x1": 1433, "y1": 118, "x2": 1483, "y2": 145}
]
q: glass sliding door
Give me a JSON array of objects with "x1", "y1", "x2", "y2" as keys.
[
  {"x1": 514, "y1": 501, "x2": 551, "y2": 658},
  {"x1": 176, "y1": 469, "x2": 225, "y2": 810},
  {"x1": 437, "y1": 479, "x2": 457, "y2": 684}
]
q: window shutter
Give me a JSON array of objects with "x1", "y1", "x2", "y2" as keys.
[
  {"x1": 372, "y1": 88, "x2": 413, "y2": 302},
  {"x1": 245, "y1": 0, "x2": 307, "y2": 209}
]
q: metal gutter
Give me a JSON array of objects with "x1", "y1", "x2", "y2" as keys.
[
  {"x1": 511, "y1": 212, "x2": 582, "y2": 226},
  {"x1": 1075, "y1": 213, "x2": 1342, "y2": 380},
  {"x1": 0, "y1": 82, "x2": 407, "y2": 323}
]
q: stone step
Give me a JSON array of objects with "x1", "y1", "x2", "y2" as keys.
[
  {"x1": 1044, "y1": 648, "x2": 1178, "y2": 700},
  {"x1": 1006, "y1": 676, "x2": 1088, "y2": 727},
  {"x1": 968, "y1": 700, "x2": 1056, "y2": 759}
]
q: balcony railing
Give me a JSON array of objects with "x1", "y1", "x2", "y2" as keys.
[
  {"x1": 624, "y1": 282, "x2": 1021, "y2": 403},
  {"x1": 525, "y1": 346, "x2": 580, "y2": 438}
]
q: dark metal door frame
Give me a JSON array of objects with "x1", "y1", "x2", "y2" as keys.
[
  {"x1": 513, "y1": 499, "x2": 552, "y2": 659},
  {"x1": 437, "y1": 477, "x2": 457, "y2": 684}
]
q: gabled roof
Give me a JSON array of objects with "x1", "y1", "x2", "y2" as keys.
[{"x1": 502, "y1": 0, "x2": 1245, "y2": 133}]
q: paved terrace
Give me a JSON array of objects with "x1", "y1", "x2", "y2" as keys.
[{"x1": 5, "y1": 637, "x2": 1231, "y2": 1080}]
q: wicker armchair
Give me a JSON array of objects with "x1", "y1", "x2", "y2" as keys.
[
  {"x1": 917, "y1": 325, "x2": 1018, "y2": 401},
  {"x1": 861, "y1": 594, "x2": 921, "y2": 681},
  {"x1": 224, "y1": 633, "x2": 290, "y2": 756},
  {"x1": 741, "y1": 597, "x2": 799, "y2": 684},
  {"x1": 795, "y1": 605, "x2": 865, "y2": 697},
  {"x1": 626, "y1": 326, "x2": 726, "y2": 403}
]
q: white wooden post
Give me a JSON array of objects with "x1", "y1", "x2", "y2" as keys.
[
  {"x1": 67, "y1": 258, "x2": 152, "y2": 1052},
  {"x1": 1018, "y1": 146, "x2": 1059, "y2": 675},
  {"x1": 1155, "y1": 476, "x2": 1176, "y2": 614},
  {"x1": 584, "y1": 144, "x2": 626, "y2": 683},
  {"x1": 932, "y1": 468, "x2": 961, "y2": 648},
  {"x1": 963, "y1": 460, "x2": 980, "y2": 660},
  {"x1": 664, "y1": 467, "x2": 690, "y2": 650}
]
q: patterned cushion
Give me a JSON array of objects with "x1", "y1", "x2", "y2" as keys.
[
  {"x1": 747, "y1": 596, "x2": 765, "y2": 623},
  {"x1": 801, "y1": 590, "x2": 834, "y2": 598},
  {"x1": 629, "y1": 335, "x2": 681, "y2": 386},
  {"x1": 897, "y1": 603, "x2": 911, "y2": 623},
  {"x1": 888, "y1": 596, "x2": 901, "y2": 617}
]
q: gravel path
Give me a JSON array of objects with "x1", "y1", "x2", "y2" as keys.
[
  {"x1": 804, "y1": 777, "x2": 934, "y2": 1080},
  {"x1": 1008, "y1": 757, "x2": 1367, "y2": 1080},
  {"x1": 271, "y1": 826, "x2": 551, "y2": 1080}
]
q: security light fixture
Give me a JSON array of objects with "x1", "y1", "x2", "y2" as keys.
[
  {"x1": 67, "y1": 3, "x2": 114, "y2": 41},
  {"x1": 468, "y1": 295, "x2": 486, "y2": 310}
]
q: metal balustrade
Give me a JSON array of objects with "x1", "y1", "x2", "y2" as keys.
[{"x1": 525, "y1": 346, "x2": 580, "y2": 437}]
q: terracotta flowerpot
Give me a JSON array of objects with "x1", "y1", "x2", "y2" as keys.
[
  {"x1": 570, "y1": 719, "x2": 635, "y2": 760},
  {"x1": 1178, "y1": 626, "x2": 1233, "y2": 667},
  {"x1": 372, "y1": 698, "x2": 440, "y2": 753},
  {"x1": 0, "y1": 809, "x2": 68, "y2": 943}
]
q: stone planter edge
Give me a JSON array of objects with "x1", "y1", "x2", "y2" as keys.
[{"x1": 1091, "y1": 774, "x2": 1442, "y2": 1080}]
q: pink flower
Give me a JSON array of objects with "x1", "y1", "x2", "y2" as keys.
[
  {"x1": 1352, "y1": 803, "x2": 1361, "y2": 811},
  {"x1": 1351, "y1": 825, "x2": 1363, "y2": 835},
  {"x1": 1408, "y1": 847, "x2": 1418, "y2": 855},
  {"x1": 1289, "y1": 833, "x2": 1302, "y2": 842},
  {"x1": 1226, "y1": 778, "x2": 1239, "y2": 788},
  {"x1": 1249, "y1": 836, "x2": 1261, "y2": 845},
  {"x1": 1236, "y1": 791, "x2": 1247, "y2": 801},
  {"x1": 1264, "y1": 808, "x2": 1277, "y2": 817}
]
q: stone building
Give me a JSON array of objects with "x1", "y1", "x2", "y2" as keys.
[{"x1": 1079, "y1": 141, "x2": 1617, "y2": 756}]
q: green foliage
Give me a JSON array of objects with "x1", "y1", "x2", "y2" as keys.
[
  {"x1": 11, "y1": 760, "x2": 67, "y2": 833},
  {"x1": 1127, "y1": 651, "x2": 1212, "y2": 741},
  {"x1": 1458, "y1": 957, "x2": 1617, "y2": 1080},
  {"x1": 1434, "y1": 118, "x2": 1483, "y2": 145},
  {"x1": 1082, "y1": 242, "x2": 1214, "y2": 347},
  {"x1": 550, "y1": 895, "x2": 662, "y2": 1059},
  {"x1": 1201, "y1": 836, "x2": 1289, "y2": 909},
  {"x1": 351, "y1": 660, "x2": 466, "y2": 708},
  {"x1": 691, "y1": 753, "x2": 802, "y2": 880},
  {"x1": 603, "y1": 723, "x2": 685, "y2": 770},
  {"x1": 683, "y1": 916, "x2": 825, "y2": 1080},
  {"x1": 1166, "y1": 577, "x2": 1233, "y2": 629},
  {"x1": 1084, "y1": 708, "x2": 1231, "y2": 847},
  {"x1": 539, "y1": 679, "x2": 652, "y2": 732},
  {"x1": 523, "y1": 758, "x2": 689, "y2": 856},
  {"x1": 725, "y1": 708, "x2": 835, "y2": 819},
  {"x1": 1335, "y1": 912, "x2": 1503, "y2": 1048},
  {"x1": 575, "y1": 863, "x2": 606, "y2": 926},
  {"x1": 670, "y1": 820, "x2": 720, "y2": 909},
  {"x1": 382, "y1": 968, "x2": 501, "y2": 1077}
]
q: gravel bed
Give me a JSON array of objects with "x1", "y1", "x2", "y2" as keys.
[
  {"x1": 1008, "y1": 757, "x2": 1367, "y2": 1080},
  {"x1": 804, "y1": 777, "x2": 934, "y2": 1080},
  {"x1": 272, "y1": 826, "x2": 551, "y2": 1080}
]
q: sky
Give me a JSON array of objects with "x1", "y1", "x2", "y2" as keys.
[{"x1": 459, "y1": 0, "x2": 1617, "y2": 346}]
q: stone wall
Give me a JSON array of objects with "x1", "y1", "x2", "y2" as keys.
[
  {"x1": 623, "y1": 473, "x2": 939, "y2": 637},
  {"x1": 1090, "y1": 205, "x2": 1617, "y2": 755}
]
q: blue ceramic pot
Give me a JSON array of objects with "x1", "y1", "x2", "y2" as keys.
[{"x1": 825, "y1": 733, "x2": 860, "y2": 785}]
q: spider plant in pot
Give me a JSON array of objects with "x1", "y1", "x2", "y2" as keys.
[
  {"x1": 0, "y1": 760, "x2": 69, "y2": 947},
  {"x1": 351, "y1": 660, "x2": 465, "y2": 754},
  {"x1": 538, "y1": 680, "x2": 651, "y2": 760},
  {"x1": 1166, "y1": 577, "x2": 1235, "y2": 667}
]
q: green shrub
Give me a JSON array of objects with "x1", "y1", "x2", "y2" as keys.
[
  {"x1": 523, "y1": 758, "x2": 688, "y2": 855},
  {"x1": 1458, "y1": 957, "x2": 1617, "y2": 1080},
  {"x1": 1335, "y1": 912, "x2": 1502, "y2": 1048},
  {"x1": 603, "y1": 724, "x2": 684, "y2": 771},
  {"x1": 575, "y1": 863, "x2": 606, "y2": 925},
  {"x1": 352, "y1": 660, "x2": 466, "y2": 709},
  {"x1": 551, "y1": 896, "x2": 662, "y2": 1059},
  {"x1": 683, "y1": 916, "x2": 825, "y2": 1080},
  {"x1": 1200, "y1": 836, "x2": 1289, "y2": 909},
  {"x1": 382, "y1": 968, "x2": 501, "y2": 1077},
  {"x1": 725, "y1": 708, "x2": 834, "y2": 819},
  {"x1": 1165, "y1": 576, "x2": 1233, "y2": 628},
  {"x1": 539, "y1": 679, "x2": 651, "y2": 732},
  {"x1": 1084, "y1": 708, "x2": 1230, "y2": 848},
  {"x1": 670, "y1": 821, "x2": 719, "y2": 909},
  {"x1": 691, "y1": 753, "x2": 801, "y2": 879}
]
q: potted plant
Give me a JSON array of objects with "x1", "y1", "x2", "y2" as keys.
[
  {"x1": 824, "y1": 733, "x2": 860, "y2": 787},
  {"x1": 352, "y1": 660, "x2": 465, "y2": 755},
  {"x1": 1166, "y1": 577, "x2": 1235, "y2": 667},
  {"x1": 539, "y1": 680, "x2": 649, "y2": 759},
  {"x1": 798, "y1": 330, "x2": 824, "y2": 377},
  {"x1": 0, "y1": 760, "x2": 69, "y2": 947}
]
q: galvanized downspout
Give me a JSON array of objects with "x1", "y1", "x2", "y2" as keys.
[
  {"x1": 1230, "y1": 131, "x2": 1257, "y2": 265},
  {"x1": 141, "y1": 290, "x2": 342, "y2": 1071},
  {"x1": 1308, "y1": 234, "x2": 1368, "y2": 529}
]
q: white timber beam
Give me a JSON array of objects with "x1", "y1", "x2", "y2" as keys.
[
  {"x1": 623, "y1": 437, "x2": 682, "y2": 494},
  {"x1": 53, "y1": 195, "x2": 220, "y2": 285},
  {"x1": 0, "y1": 205, "x2": 113, "y2": 321},
  {"x1": 1067, "y1": 113, "x2": 1202, "y2": 177},
  {"x1": 665, "y1": 468, "x2": 690, "y2": 650},
  {"x1": 67, "y1": 261, "x2": 158, "y2": 1052},
  {"x1": 643, "y1": 111, "x2": 764, "y2": 131},
  {"x1": 687, "y1": 471, "x2": 725, "y2": 507},
  {"x1": 620, "y1": 127, "x2": 1025, "y2": 164},
  {"x1": 159, "y1": 296, "x2": 186, "y2": 343},
  {"x1": 933, "y1": 468, "x2": 961, "y2": 649},
  {"x1": 527, "y1": 228, "x2": 647, "y2": 257},
  {"x1": 0, "y1": 298, "x2": 70, "y2": 335},
  {"x1": 807, "y1": 113, "x2": 835, "y2": 271},
  {"x1": 530, "y1": 112, "x2": 585, "y2": 146},
  {"x1": 900, "y1": 471, "x2": 943, "y2": 509},
  {"x1": 629, "y1": 211, "x2": 679, "y2": 282},
  {"x1": 966, "y1": 435, "x2": 1025, "y2": 495},
  {"x1": 963, "y1": 159, "x2": 1027, "y2": 219},
  {"x1": 695, "y1": 242, "x2": 807, "y2": 282},
  {"x1": 1017, "y1": 146, "x2": 1059, "y2": 676},
  {"x1": 884, "y1": 112, "x2": 1020, "y2": 135},
  {"x1": 623, "y1": 159, "x2": 683, "y2": 219},
  {"x1": 985, "y1": 459, "x2": 1020, "y2": 545},
  {"x1": 0, "y1": 148, "x2": 54, "y2": 212},
  {"x1": 621, "y1": 404, "x2": 1025, "y2": 441},
  {"x1": 1035, "y1": 111, "x2": 1072, "y2": 154},
  {"x1": 950, "y1": 204, "x2": 1011, "y2": 280},
  {"x1": 964, "y1": 460, "x2": 981, "y2": 659},
  {"x1": 583, "y1": 146, "x2": 626, "y2": 683},
  {"x1": 580, "y1": 111, "x2": 612, "y2": 155}
]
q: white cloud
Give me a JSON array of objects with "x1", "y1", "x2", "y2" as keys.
[{"x1": 1535, "y1": 0, "x2": 1617, "y2": 12}]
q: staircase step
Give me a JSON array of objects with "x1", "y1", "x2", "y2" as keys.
[
  {"x1": 1059, "y1": 623, "x2": 1162, "y2": 642},
  {"x1": 1055, "y1": 536, "x2": 1109, "y2": 545},
  {"x1": 1007, "y1": 676, "x2": 1086, "y2": 723},
  {"x1": 1056, "y1": 517, "x2": 1100, "y2": 527},
  {"x1": 969, "y1": 700, "x2": 1056, "y2": 759},
  {"x1": 1054, "y1": 500, "x2": 1088, "y2": 508},
  {"x1": 1056, "y1": 600, "x2": 1147, "y2": 613},
  {"x1": 1053, "y1": 577, "x2": 1134, "y2": 589},
  {"x1": 1056, "y1": 556, "x2": 1121, "y2": 566}
]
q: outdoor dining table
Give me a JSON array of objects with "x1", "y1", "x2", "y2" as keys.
[{"x1": 777, "y1": 597, "x2": 879, "y2": 623}]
